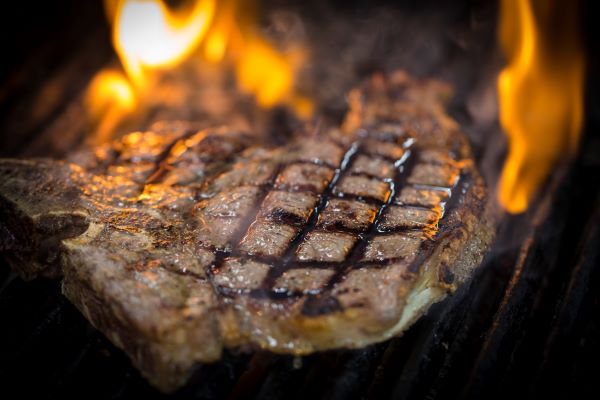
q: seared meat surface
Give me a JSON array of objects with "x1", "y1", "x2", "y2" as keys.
[{"x1": 0, "y1": 72, "x2": 495, "y2": 392}]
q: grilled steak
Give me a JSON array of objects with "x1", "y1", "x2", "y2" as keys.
[{"x1": 0, "y1": 72, "x2": 495, "y2": 392}]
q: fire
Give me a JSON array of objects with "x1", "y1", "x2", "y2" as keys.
[
  {"x1": 87, "y1": 0, "x2": 312, "y2": 139},
  {"x1": 113, "y1": 0, "x2": 216, "y2": 88},
  {"x1": 236, "y1": 36, "x2": 312, "y2": 117},
  {"x1": 85, "y1": 70, "x2": 137, "y2": 142},
  {"x1": 203, "y1": 0, "x2": 236, "y2": 63},
  {"x1": 497, "y1": 0, "x2": 584, "y2": 213}
]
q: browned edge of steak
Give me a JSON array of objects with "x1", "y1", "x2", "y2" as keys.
[
  {"x1": 0, "y1": 73, "x2": 498, "y2": 393},
  {"x1": 61, "y1": 255, "x2": 221, "y2": 391},
  {"x1": 0, "y1": 160, "x2": 90, "y2": 279}
]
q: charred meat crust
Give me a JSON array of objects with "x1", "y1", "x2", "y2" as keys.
[{"x1": 0, "y1": 72, "x2": 496, "y2": 392}]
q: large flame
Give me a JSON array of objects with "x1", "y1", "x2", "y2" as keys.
[
  {"x1": 87, "y1": 0, "x2": 311, "y2": 139},
  {"x1": 113, "y1": 0, "x2": 215, "y2": 88},
  {"x1": 497, "y1": 0, "x2": 584, "y2": 213}
]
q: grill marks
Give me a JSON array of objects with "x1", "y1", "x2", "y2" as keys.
[
  {"x1": 0, "y1": 72, "x2": 496, "y2": 393},
  {"x1": 198, "y1": 132, "x2": 464, "y2": 311},
  {"x1": 258, "y1": 142, "x2": 360, "y2": 292},
  {"x1": 307, "y1": 144, "x2": 417, "y2": 314},
  {"x1": 27, "y1": 113, "x2": 465, "y2": 332},
  {"x1": 66, "y1": 124, "x2": 464, "y2": 309}
]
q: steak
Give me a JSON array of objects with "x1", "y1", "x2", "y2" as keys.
[{"x1": 0, "y1": 72, "x2": 495, "y2": 392}]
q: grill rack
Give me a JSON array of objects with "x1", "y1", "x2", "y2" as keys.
[{"x1": 1, "y1": 148, "x2": 598, "y2": 399}]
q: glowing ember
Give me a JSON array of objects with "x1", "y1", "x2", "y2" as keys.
[
  {"x1": 87, "y1": 0, "x2": 311, "y2": 140},
  {"x1": 497, "y1": 0, "x2": 584, "y2": 213}
]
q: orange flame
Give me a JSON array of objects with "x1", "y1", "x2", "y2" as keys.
[
  {"x1": 497, "y1": 0, "x2": 584, "y2": 213},
  {"x1": 236, "y1": 36, "x2": 313, "y2": 117},
  {"x1": 203, "y1": 0, "x2": 237, "y2": 63},
  {"x1": 113, "y1": 0, "x2": 215, "y2": 88},
  {"x1": 87, "y1": 0, "x2": 311, "y2": 140},
  {"x1": 85, "y1": 69, "x2": 137, "y2": 142}
]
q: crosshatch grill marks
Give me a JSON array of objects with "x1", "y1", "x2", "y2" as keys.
[
  {"x1": 300, "y1": 141, "x2": 416, "y2": 315},
  {"x1": 0, "y1": 72, "x2": 498, "y2": 393},
  {"x1": 201, "y1": 131, "x2": 465, "y2": 307},
  {"x1": 94, "y1": 125, "x2": 463, "y2": 302},
  {"x1": 199, "y1": 139, "x2": 347, "y2": 297},
  {"x1": 203, "y1": 162, "x2": 287, "y2": 295},
  {"x1": 259, "y1": 141, "x2": 359, "y2": 291}
]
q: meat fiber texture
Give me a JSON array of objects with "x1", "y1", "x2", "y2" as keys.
[{"x1": 0, "y1": 72, "x2": 495, "y2": 392}]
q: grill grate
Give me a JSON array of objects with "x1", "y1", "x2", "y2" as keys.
[{"x1": 2, "y1": 144, "x2": 598, "y2": 399}]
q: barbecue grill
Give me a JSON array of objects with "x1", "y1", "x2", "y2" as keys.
[{"x1": 1, "y1": 0, "x2": 599, "y2": 399}]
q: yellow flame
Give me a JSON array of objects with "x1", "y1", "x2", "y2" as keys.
[
  {"x1": 85, "y1": 69, "x2": 137, "y2": 141},
  {"x1": 87, "y1": 0, "x2": 312, "y2": 141},
  {"x1": 237, "y1": 37, "x2": 289, "y2": 106},
  {"x1": 203, "y1": 0, "x2": 236, "y2": 63},
  {"x1": 113, "y1": 0, "x2": 215, "y2": 88},
  {"x1": 497, "y1": 0, "x2": 584, "y2": 213},
  {"x1": 87, "y1": 70, "x2": 136, "y2": 113},
  {"x1": 205, "y1": 28, "x2": 229, "y2": 63}
]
